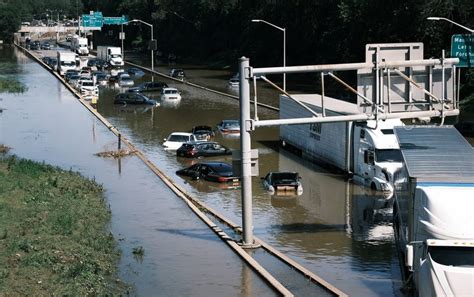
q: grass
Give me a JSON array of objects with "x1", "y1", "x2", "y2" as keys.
[
  {"x1": 0, "y1": 77, "x2": 27, "y2": 93},
  {"x1": 0, "y1": 155, "x2": 129, "y2": 295}
]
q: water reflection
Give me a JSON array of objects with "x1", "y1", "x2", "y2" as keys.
[{"x1": 160, "y1": 98, "x2": 182, "y2": 108}]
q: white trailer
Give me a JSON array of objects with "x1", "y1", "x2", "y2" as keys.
[
  {"x1": 280, "y1": 94, "x2": 404, "y2": 192},
  {"x1": 57, "y1": 51, "x2": 77, "y2": 76},
  {"x1": 393, "y1": 126, "x2": 474, "y2": 296},
  {"x1": 97, "y1": 46, "x2": 124, "y2": 67},
  {"x1": 71, "y1": 36, "x2": 89, "y2": 56}
]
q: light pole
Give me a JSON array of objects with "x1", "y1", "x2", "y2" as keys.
[
  {"x1": 123, "y1": 19, "x2": 155, "y2": 80},
  {"x1": 252, "y1": 19, "x2": 286, "y2": 91},
  {"x1": 427, "y1": 17, "x2": 473, "y2": 33}
]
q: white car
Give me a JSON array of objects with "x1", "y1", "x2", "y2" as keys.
[
  {"x1": 118, "y1": 73, "x2": 134, "y2": 87},
  {"x1": 77, "y1": 80, "x2": 98, "y2": 100},
  {"x1": 161, "y1": 87, "x2": 181, "y2": 100},
  {"x1": 163, "y1": 132, "x2": 197, "y2": 150}
]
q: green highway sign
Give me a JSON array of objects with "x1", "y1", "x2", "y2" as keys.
[
  {"x1": 103, "y1": 16, "x2": 128, "y2": 25},
  {"x1": 81, "y1": 12, "x2": 128, "y2": 28},
  {"x1": 451, "y1": 34, "x2": 474, "y2": 68},
  {"x1": 82, "y1": 12, "x2": 103, "y2": 28}
]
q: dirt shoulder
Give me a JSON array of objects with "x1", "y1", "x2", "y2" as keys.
[{"x1": 0, "y1": 155, "x2": 128, "y2": 295}]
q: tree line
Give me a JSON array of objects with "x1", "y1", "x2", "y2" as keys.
[
  {"x1": 1, "y1": 0, "x2": 472, "y2": 103},
  {"x1": 87, "y1": 0, "x2": 474, "y2": 103}
]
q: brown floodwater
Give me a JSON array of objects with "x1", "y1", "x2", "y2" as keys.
[
  {"x1": 0, "y1": 45, "x2": 278, "y2": 297},
  {"x1": 3, "y1": 44, "x2": 473, "y2": 296}
]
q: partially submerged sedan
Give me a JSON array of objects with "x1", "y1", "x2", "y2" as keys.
[
  {"x1": 176, "y1": 141, "x2": 232, "y2": 158},
  {"x1": 176, "y1": 162, "x2": 240, "y2": 184},
  {"x1": 217, "y1": 120, "x2": 240, "y2": 134},
  {"x1": 262, "y1": 172, "x2": 303, "y2": 196},
  {"x1": 114, "y1": 92, "x2": 158, "y2": 106},
  {"x1": 161, "y1": 87, "x2": 181, "y2": 101},
  {"x1": 163, "y1": 132, "x2": 197, "y2": 150},
  {"x1": 191, "y1": 125, "x2": 215, "y2": 141}
]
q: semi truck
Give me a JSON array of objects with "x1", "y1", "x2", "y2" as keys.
[
  {"x1": 97, "y1": 46, "x2": 124, "y2": 67},
  {"x1": 280, "y1": 94, "x2": 404, "y2": 192},
  {"x1": 392, "y1": 126, "x2": 474, "y2": 296},
  {"x1": 57, "y1": 51, "x2": 77, "y2": 76},
  {"x1": 71, "y1": 36, "x2": 89, "y2": 56}
]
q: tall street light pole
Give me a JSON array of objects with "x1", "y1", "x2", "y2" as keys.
[
  {"x1": 251, "y1": 19, "x2": 286, "y2": 91},
  {"x1": 123, "y1": 19, "x2": 155, "y2": 81},
  {"x1": 427, "y1": 17, "x2": 474, "y2": 33}
]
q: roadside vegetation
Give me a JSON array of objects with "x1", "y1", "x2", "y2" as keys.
[
  {"x1": 0, "y1": 61, "x2": 27, "y2": 93},
  {"x1": 0, "y1": 154, "x2": 128, "y2": 295},
  {"x1": 0, "y1": 77, "x2": 27, "y2": 93}
]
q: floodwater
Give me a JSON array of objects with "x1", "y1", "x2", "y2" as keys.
[
  {"x1": 97, "y1": 54, "x2": 406, "y2": 296},
  {"x1": 0, "y1": 45, "x2": 276, "y2": 296},
  {"x1": 3, "y1": 44, "x2": 473, "y2": 296}
]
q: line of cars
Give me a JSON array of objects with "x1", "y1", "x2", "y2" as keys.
[{"x1": 166, "y1": 122, "x2": 303, "y2": 195}]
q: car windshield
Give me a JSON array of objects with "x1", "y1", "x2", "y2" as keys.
[
  {"x1": 111, "y1": 54, "x2": 121, "y2": 58},
  {"x1": 164, "y1": 89, "x2": 178, "y2": 94},
  {"x1": 168, "y1": 135, "x2": 190, "y2": 142},
  {"x1": 209, "y1": 163, "x2": 232, "y2": 174},
  {"x1": 272, "y1": 172, "x2": 298, "y2": 181},
  {"x1": 121, "y1": 77, "x2": 132, "y2": 81},
  {"x1": 223, "y1": 121, "x2": 239, "y2": 128},
  {"x1": 82, "y1": 82, "x2": 94, "y2": 87},
  {"x1": 375, "y1": 149, "x2": 402, "y2": 162}
]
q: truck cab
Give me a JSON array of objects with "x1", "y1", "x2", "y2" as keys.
[
  {"x1": 393, "y1": 126, "x2": 474, "y2": 296},
  {"x1": 57, "y1": 51, "x2": 77, "y2": 76},
  {"x1": 353, "y1": 119, "x2": 404, "y2": 192},
  {"x1": 108, "y1": 48, "x2": 124, "y2": 67}
]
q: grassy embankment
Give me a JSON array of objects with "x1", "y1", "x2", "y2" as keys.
[{"x1": 0, "y1": 154, "x2": 128, "y2": 295}]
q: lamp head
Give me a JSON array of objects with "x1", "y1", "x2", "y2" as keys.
[
  {"x1": 251, "y1": 19, "x2": 261, "y2": 23},
  {"x1": 427, "y1": 17, "x2": 442, "y2": 21}
]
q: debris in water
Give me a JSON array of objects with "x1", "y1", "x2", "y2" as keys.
[
  {"x1": 0, "y1": 144, "x2": 10, "y2": 154},
  {"x1": 94, "y1": 149, "x2": 137, "y2": 159}
]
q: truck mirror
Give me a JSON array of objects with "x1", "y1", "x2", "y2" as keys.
[
  {"x1": 405, "y1": 244, "x2": 414, "y2": 271},
  {"x1": 360, "y1": 130, "x2": 365, "y2": 139}
]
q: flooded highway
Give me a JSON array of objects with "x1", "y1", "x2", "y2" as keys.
[
  {"x1": 4, "y1": 43, "x2": 474, "y2": 296},
  {"x1": 0, "y1": 45, "x2": 277, "y2": 297},
  {"x1": 96, "y1": 54, "x2": 405, "y2": 296}
]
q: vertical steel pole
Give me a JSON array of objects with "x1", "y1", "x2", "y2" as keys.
[
  {"x1": 151, "y1": 24, "x2": 154, "y2": 82},
  {"x1": 239, "y1": 57, "x2": 254, "y2": 246},
  {"x1": 283, "y1": 28, "x2": 286, "y2": 91},
  {"x1": 121, "y1": 24, "x2": 124, "y2": 61}
]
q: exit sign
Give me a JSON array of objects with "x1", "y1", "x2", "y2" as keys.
[{"x1": 451, "y1": 34, "x2": 474, "y2": 67}]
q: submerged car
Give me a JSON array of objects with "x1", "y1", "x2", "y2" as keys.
[
  {"x1": 176, "y1": 162, "x2": 240, "y2": 184},
  {"x1": 191, "y1": 125, "x2": 215, "y2": 141},
  {"x1": 118, "y1": 74, "x2": 134, "y2": 87},
  {"x1": 127, "y1": 67, "x2": 145, "y2": 78},
  {"x1": 163, "y1": 132, "x2": 197, "y2": 150},
  {"x1": 217, "y1": 120, "x2": 240, "y2": 134},
  {"x1": 161, "y1": 87, "x2": 181, "y2": 100},
  {"x1": 176, "y1": 141, "x2": 232, "y2": 158},
  {"x1": 114, "y1": 92, "x2": 158, "y2": 106},
  {"x1": 262, "y1": 172, "x2": 303, "y2": 195},
  {"x1": 169, "y1": 68, "x2": 185, "y2": 79},
  {"x1": 129, "y1": 81, "x2": 168, "y2": 93},
  {"x1": 228, "y1": 77, "x2": 239, "y2": 88}
]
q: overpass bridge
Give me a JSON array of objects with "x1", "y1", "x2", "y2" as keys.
[{"x1": 15, "y1": 25, "x2": 99, "y2": 45}]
